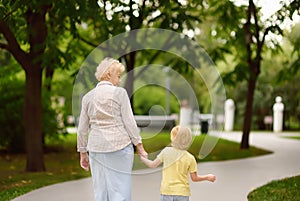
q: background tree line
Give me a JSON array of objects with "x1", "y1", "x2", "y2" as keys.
[{"x1": 0, "y1": 0, "x2": 299, "y2": 172}]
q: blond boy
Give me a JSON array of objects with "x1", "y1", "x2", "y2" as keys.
[{"x1": 140, "y1": 126, "x2": 216, "y2": 201}]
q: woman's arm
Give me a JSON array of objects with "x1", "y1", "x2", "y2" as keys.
[
  {"x1": 119, "y1": 88, "x2": 142, "y2": 145},
  {"x1": 77, "y1": 95, "x2": 90, "y2": 153},
  {"x1": 140, "y1": 156, "x2": 161, "y2": 168},
  {"x1": 190, "y1": 172, "x2": 216, "y2": 182}
]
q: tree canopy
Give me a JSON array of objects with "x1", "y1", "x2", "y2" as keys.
[{"x1": 0, "y1": 0, "x2": 299, "y2": 171}]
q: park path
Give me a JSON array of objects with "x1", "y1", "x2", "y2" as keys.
[{"x1": 12, "y1": 131, "x2": 300, "y2": 201}]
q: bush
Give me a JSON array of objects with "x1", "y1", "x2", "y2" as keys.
[
  {"x1": 0, "y1": 79, "x2": 25, "y2": 152},
  {"x1": 0, "y1": 67, "x2": 66, "y2": 153},
  {"x1": 133, "y1": 86, "x2": 179, "y2": 115}
]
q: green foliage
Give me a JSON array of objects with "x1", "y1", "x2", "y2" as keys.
[
  {"x1": 42, "y1": 91, "x2": 68, "y2": 142},
  {"x1": 0, "y1": 0, "x2": 100, "y2": 159},
  {"x1": 133, "y1": 86, "x2": 179, "y2": 115},
  {"x1": 222, "y1": 61, "x2": 250, "y2": 85},
  {"x1": 203, "y1": 1, "x2": 300, "y2": 131},
  {"x1": 0, "y1": 82, "x2": 67, "y2": 152},
  {"x1": 0, "y1": 60, "x2": 67, "y2": 152},
  {"x1": 51, "y1": 69, "x2": 75, "y2": 116},
  {"x1": 248, "y1": 175, "x2": 300, "y2": 201},
  {"x1": 276, "y1": 22, "x2": 300, "y2": 83},
  {"x1": 0, "y1": 0, "x2": 98, "y2": 70},
  {"x1": 0, "y1": 75, "x2": 25, "y2": 152},
  {"x1": 0, "y1": 55, "x2": 24, "y2": 152},
  {"x1": 75, "y1": 0, "x2": 206, "y2": 74}
]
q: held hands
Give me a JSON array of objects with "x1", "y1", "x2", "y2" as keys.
[
  {"x1": 80, "y1": 152, "x2": 90, "y2": 171},
  {"x1": 136, "y1": 143, "x2": 148, "y2": 158}
]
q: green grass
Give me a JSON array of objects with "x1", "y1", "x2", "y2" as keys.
[
  {"x1": 134, "y1": 132, "x2": 271, "y2": 169},
  {"x1": 0, "y1": 132, "x2": 271, "y2": 200},
  {"x1": 248, "y1": 175, "x2": 300, "y2": 201},
  {"x1": 0, "y1": 135, "x2": 90, "y2": 201},
  {"x1": 282, "y1": 136, "x2": 300, "y2": 141}
]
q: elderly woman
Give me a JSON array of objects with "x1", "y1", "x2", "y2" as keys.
[{"x1": 77, "y1": 57, "x2": 147, "y2": 201}]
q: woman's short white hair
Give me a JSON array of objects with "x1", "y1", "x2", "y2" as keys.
[{"x1": 95, "y1": 57, "x2": 123, "y2": 81}]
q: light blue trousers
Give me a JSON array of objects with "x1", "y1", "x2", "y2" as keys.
[{"x1": 89, "y1": 144, "x2": 134, "y2": 201}]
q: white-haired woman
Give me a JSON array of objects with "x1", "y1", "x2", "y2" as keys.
[{"x1": 77, "y1": 57, "x2": 148, "y2": 201}]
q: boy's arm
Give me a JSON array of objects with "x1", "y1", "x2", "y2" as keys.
[
  {"x1": 190, "y1": 172, "x2": 216, "y2": 182},
  {"x1": 140, "y1": 156, "x2": 162, "y2": 168}
]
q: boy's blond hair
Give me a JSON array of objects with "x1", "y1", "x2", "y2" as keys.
[{"x1": 170, "y1": 126, "x2": 192, "y2": 150}]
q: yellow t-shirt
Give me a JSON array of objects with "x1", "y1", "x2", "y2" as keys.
[{"x1": 157, "y1": 147, "x2": 198, "y2": 196}]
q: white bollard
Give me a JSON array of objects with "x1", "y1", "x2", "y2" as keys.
[
  {"x1": 273, "y1": 96, "x2": 284, "y2": 132},
  {"x1": 179, "y1": 99, "x2": 192, "y2": 127},
  {"x1": 224, "y1": 99, "x2": 235, "y2": 131}
]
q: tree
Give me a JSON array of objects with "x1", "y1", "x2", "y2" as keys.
[
  {"x1": 240, "y1": 0, "x2": 300, "y2": 148},
  {"x1": 0, "y1": 0, "x2": 98, "y2": 171},
  {"x1": 76, "y1": 0, "x2": 204, "y2": 108},
  {"x1": 275, "y1": 22, "x2": 300, "y2": 129},
  {"x1": 204, "y1": 0, "x2": 300, "y2": 148},
  {"x1": 277, "y1": 22, "x2": 300, "y2": 80}
]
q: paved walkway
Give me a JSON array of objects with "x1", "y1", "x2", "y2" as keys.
[{"x1": 12, "y1": 132, "x2": 300, "y2": 201}]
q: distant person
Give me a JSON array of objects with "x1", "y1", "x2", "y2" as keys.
[
  {"x1": 179, "y1": 99, "x2": 192, "y2": 127},
  {"x1": 77, "y1": 57, "x2": 148, "y2": 201},
  {"x1": 140, "y1": 125, "x2": 216, "y2": 201}
]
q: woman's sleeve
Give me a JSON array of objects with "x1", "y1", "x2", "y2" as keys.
[
  {"x1": 120, "y1": 88, "x2": 142, "y2": 145},
  {"x1": 77, "y1": 95, "x2": 90, "y2": 152}
]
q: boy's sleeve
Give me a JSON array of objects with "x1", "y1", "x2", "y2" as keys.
[
  {"x1": 156, "y1": 148, "x2": 165, "y2": 162},
  {"x1": 189, "y1": 155, "x2": 198, "y2": 173}
]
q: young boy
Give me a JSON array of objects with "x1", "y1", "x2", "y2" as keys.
[{"x1": 140, "y1": 125, "x2": 216, "y2": 201}]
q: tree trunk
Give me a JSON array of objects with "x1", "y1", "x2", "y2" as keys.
[
  {"x1": 23, "y1": 7, "x2": 48, "y2": 171},
  {"x1": 124, "y1": 52, "x2": 136, "y2": 112},
  {"x1": 24, "y1": 66, "x2": 45, "y2": 172},
  {"x1": 241, "y1": 76, "x2": 257, "y2": 149},
  {"x1": 241, "y1": 0, "x2": 261, "y2": 149}
]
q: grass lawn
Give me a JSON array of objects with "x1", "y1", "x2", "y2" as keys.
[
  {"x1": 247, "y1": 134, "x2": 300, "y2": 201},
  {"x1": 0, "y1": 135, "x2": 90, "y2": 200},
  {"x1": 247, "y1": 175, "x2": 300, "y2": 201},
  {"x1": 282, "y1": 136, "x2": 300, "y2": 141},
  {"x1": 0, "y1": 132, "x2": 271, "y2": 200},
  {"x1": 133, "y1": 132, "x2": 272, "y2": 169}
]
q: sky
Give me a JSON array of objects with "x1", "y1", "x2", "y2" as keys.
[
  {"x1": 258, "y1": 0, "x2": 283, "y2": 19},
  {"x1": 233, "y1": 0, "x2": 300, "y2": 28}
]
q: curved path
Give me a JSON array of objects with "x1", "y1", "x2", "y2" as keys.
[{"x1": 12, "y1": 132, "x2": 300, "y2": 201}]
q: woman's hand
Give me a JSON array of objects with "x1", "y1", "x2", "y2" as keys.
[
  {"x1": 80, "y1": 152, "x2": 90, "y2": 171},
  {"x1": 136, "y1": 143, "x2": 148, "y2": 158}
]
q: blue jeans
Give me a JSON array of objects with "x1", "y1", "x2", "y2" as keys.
[
  {"x1": 89, "y1": 144, "x2": 134, "y2": 201},
  {"x1": 160, "y1": 194, "x2": 189, "y2": 201},
  {"x1": 161, "y1": 194, "x2": 189, "y2": 201}
]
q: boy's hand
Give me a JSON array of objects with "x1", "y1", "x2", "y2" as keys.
[{"x1": 207, "y1": 174, "x2": 216, "y2": 182}]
